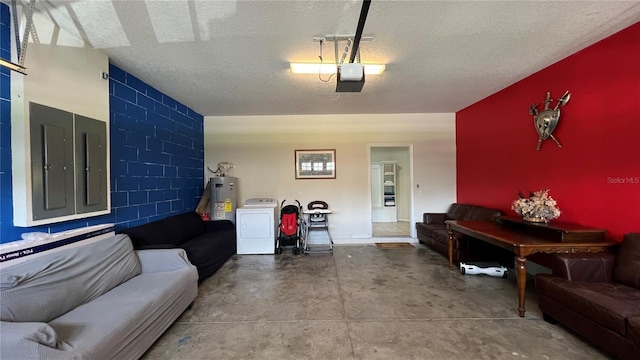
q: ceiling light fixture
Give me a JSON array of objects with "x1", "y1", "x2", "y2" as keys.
[
  {"x1": 290, "y1": 1, "x2": 376, "y2": 92},
  {"x1": 290, "y1": 63, "x2": 385, "y2": 75}
]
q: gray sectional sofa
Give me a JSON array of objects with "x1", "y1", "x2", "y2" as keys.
[{"x1": 0, "y1": 233, "x2": 198, "y2": 360}]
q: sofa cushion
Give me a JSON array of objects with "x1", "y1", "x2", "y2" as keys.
[
  {"x1": 552, "y1": 253, "x2": 616, "y2": 282},
  {"x1": 423, "y1": 213, "x2": 446, "y2": 225},
  {"x1": 181, "y1": 232, "x2": 229, "y2": 266},
  {"x1": 431, "y1": 229, "x2": 451, "y2": 247},
  {"x1": 628, "y1": 315, "x2": 640, "y2": 348},
  {"x1": 416, "y1": 223, "x2": 445, "y2": 239},
  {"x1": 48, "y1": 267, "x2": 197, "y2": 360},
  {"x1": 464, "y1": 206, "x2": 503, "y2": 221},
  {"x1": 613, "y1": 233, "x2": 640, "y2": 289},
  {"x1": 123, "y1": 211, "x2": 206, "y2": 247},
  {"x1": 536, "y1": 275, "x2": 640, "y2": 336},
  {"x1": 0, "y1": 234, "x2": 140, "y2": 323},
  {"x1": 446, "y1": 204, "x2": 472, "y2": 220},
  {"x1": 180, "y1": 229, "x2": 237, "y2": 280}
]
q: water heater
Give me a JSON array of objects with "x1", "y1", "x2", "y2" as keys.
[{"x1": 209, "y1": 177, "x2": 238, "y2": 224}]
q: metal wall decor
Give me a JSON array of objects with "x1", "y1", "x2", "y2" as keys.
[{"x1": 528, "y1": 91, "x2": 571, "y2": 150}]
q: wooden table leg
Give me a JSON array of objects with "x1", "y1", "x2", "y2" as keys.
[
  {"x1": 516, "y1": 257, "x2": 527, "y2": 317},
  {"x1": 448, "y1": 228, "x2": 454, "y2": 270}
]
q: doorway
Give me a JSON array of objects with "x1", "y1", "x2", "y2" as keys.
[{"x1": 370, "y1": 145, "x2": 413, "y2": 238}]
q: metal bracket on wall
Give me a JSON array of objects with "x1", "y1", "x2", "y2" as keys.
[{"x1": 2, "y1": 0, "x2": 36, "y2": 75}]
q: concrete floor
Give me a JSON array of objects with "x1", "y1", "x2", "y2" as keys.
[{"x1": 141, "y1": 244, "x2": 610, "y2": 360}]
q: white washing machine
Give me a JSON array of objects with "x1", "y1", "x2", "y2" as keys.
[{"x1": 236, "y1": 198, "x2": 278, "y2": 254}]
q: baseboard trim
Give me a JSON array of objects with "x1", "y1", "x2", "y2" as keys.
[{"x1": 333, "y1": 237, "x2": 418, "y2": 245}]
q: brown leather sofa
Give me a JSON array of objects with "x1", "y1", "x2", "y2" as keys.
[
  {"x1": 415, "y1": 203, "x2": 512, "y2": 265},
  {"x1": 536, "y1": 233, "x2": 640, "y2": 359}
]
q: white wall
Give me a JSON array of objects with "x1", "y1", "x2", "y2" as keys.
[{"x1": 204, "y1": 113, "x2": 456, "y2": 243}]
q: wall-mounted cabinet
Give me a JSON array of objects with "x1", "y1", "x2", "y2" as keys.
[
  {"x1": 14, "y1": 103, "x2": 109, "y2": 226},
  {"x1": 372, "y1": 161, "x2": 397, "y2": 222},
  {"x1": 11, "y1": 41, "x2": 110, "y2": 227}
]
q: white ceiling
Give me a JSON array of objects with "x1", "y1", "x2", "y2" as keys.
[{"x1": 20, "y1": 0, "x2": 640, "y2": 116}]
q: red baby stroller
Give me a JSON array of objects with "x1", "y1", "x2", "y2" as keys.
[{"x1": 276, "y1": 200, "x2": 304, "y2": 254}]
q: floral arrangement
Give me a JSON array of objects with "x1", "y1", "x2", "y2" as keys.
[{"x1": 511, "y1": 189, "x2": 561, "y2": 223}]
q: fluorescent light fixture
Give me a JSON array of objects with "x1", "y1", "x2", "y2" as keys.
[
  {"x1": 0, "y1": 59, "x2": 27, "y2": 75},
  {"x1": 290, "y1": 63, "x2": 385, "y2": 75}
]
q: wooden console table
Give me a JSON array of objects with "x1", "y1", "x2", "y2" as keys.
[
  {"x1": 495, "y1": 216, "x2": 606, "y2": 242},
  {"x1": 445, "y1": 220, "x2": 616, "y2": 317}
]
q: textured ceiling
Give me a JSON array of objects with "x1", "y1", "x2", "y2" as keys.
[{"x1": 21, "y1": 0, "x2": 640, "y2": 116}]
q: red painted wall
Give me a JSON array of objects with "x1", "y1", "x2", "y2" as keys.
[{"x1": 456, "y1": 23, "x2": 640, "y2": 241}]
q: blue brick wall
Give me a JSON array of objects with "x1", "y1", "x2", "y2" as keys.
[
  {"x1": 108, "y1": 63, "x2": 204, "y2": 230},
  {"x1": 1, "y1": 3, "x2": 16, "y2": 241},
  {"x1": 0, "y1": 2, "x2": 204, "y2": 242}
]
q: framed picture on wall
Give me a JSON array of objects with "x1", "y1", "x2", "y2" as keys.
[{"x1": 295, "y1": 149, "x2": 336, "y2": 179}]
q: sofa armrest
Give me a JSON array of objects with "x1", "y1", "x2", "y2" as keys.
[
  {"x1": 423, "y1": 213, "x2": 446, "y2": 224},
  {"x1": 551, "y1": 252, "x2": 616, "y2": 282},
  {"x1": 136, "y1": 249, "x2": 196, "y2": 274},
  {"x1": 204, "y1": 219, "x2": 235, "y2": 232}
]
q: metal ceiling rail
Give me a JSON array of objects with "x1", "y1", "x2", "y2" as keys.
[{"x1": 349, "y1": 0, "x2": 371, "y2": 64}]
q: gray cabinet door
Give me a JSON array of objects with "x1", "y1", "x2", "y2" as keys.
[
  {"x1": 75, "y1": 115, "x2": 107, "y2": 213},
  {"x1": 30, "y1": 103, "x2": 75, "y2": 220}
]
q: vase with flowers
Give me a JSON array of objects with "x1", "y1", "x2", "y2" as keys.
[{"x1": 511, "y1": 189, "x2": 561, "y2": 223}]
